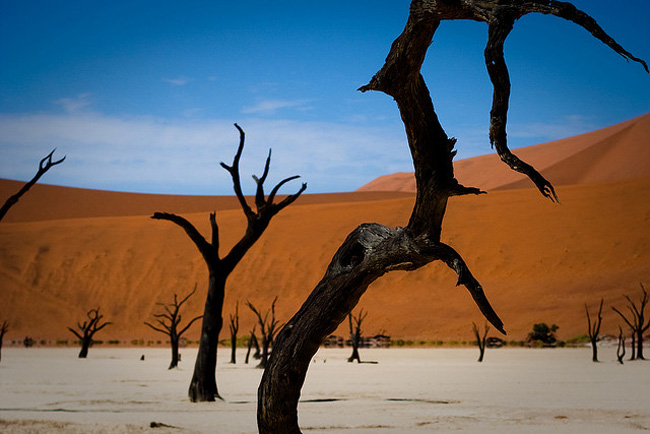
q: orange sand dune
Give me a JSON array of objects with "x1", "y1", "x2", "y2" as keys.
[
  {"x1": 1, "y1": 114, "x2": 649, "y2": 344},
  {"x1": 358, "y1": 113, "x2": 650, "y2": 193}
]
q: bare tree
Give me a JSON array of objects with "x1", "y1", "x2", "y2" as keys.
[
  {"x1": 228, "y1": 302, "x2": 239, "y2": 364},
  {"x1": 152, "y1": 125, "x2": 305, "y2": 402},
  {"x1": 144, "y1": 286, "x2": 202, "y2": 369},
  {"x1": 472, "y1": 322, "x2": 490, "y2": 363},
  {"x1": 347, "y1": 309, "x2": 367, "y2": 363},
  {"x1": 612, "y1": 283, "x2": 649, "y2": 360},
  {"x1": 616, "y1": 326, "x2": 626, "y2": 365},
  {"x1": 245, "y1": 325, "x2": 261, "y2": 364},
  {"x1": 257, "y1": 1, "x2": 646, "y2": 431},
  {"x1": 585, "y1": 299, "x2": 604, "y2": 362},
  {"x1": 0, "y1": 149, "x2": 65, "y2": 222},
  {"x1": 0, "y1": 321, "x2": 8, "y2": 364},
  {"x1": 67, "y1": 308, "x2": 111, "y2": 358},
  {"x1": 247, "y1": 297, "x2": 281, "y2": 369}
]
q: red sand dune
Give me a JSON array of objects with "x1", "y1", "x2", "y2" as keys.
[{"x1": 0, "y1": 114, "x2": 649, "y2": 344}]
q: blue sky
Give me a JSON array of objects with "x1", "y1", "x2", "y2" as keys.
[{"x1": 1, "y1": 1, "x2": 648, "y2": 195}]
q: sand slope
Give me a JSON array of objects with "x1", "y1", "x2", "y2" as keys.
[{"x1": 0, "y1": 115, "x2": 649, "y2": 343}]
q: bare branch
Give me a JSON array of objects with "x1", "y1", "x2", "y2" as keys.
[
  {"x1": 220, "y1": 123, "x2": 253, "y2": 218},
  {"x1": 151, "y1": 212, "x2": 216, "y2": 261}
]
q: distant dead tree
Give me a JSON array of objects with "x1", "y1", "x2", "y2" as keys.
[
  {"x1": 347, "y1": 309, "x2": 367, "y2": 363},
  {"x1": 612, "y1": 283, "x2": 649, "y2": 360},
  {"x1": 616, "y1": 326, "x2": 626, "y2": 365},
  {"x1": 247, "y1": 297, "x2": 280, "y2": 369},
  {"x1": 144, "y1": 286, "x2": 202, "y2": 369},
  {"x1": 67, "y1": 307, "x2": 111, "y2": 358},
  {"x1": 245, "y1": 325, "x2": 261, "y2": 364},
  {"x1": 152, "y1": 125, "x2": 305, "y2": 401},
  {"x1": 0, "y1": 320, "x2": 8, "y2": 363},
  {"x1": 0, "y1": 149, "x2": 65, "y2": 223},
  {"x1": 585, "y1": 299, "x2": 604, "y2": 362},
  {"x1": 472, "y1": 322, "x2": 490, "y2": 363},
  {"x1": 257, "y1": 1, "x2": 647, "y2": 431},
  {"x1": 228, "y1": 302, "x2": 239, "y2": 364}
]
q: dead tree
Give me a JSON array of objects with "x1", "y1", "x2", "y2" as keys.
[
  {"x1": 347, "y1": 309, "x2": 367, "y2": 363},
  {"x1": 0, "y1": 321, "x2": 8, "y2": 364},
  {"x1": 67, "y1": 308, "x2": 111, "y2": 358},
  {"x1": 616, "y1": 326, "x2": 626, "y2": 365},
  {"x1": 144, "y1": 286, "x2": 202, "y2": 369},
  {"x1": 0, "y1": 149, "x2": 65, "y2": 222},
  {"x1": 152, "y1": 125, "x2": 305, "y2": 401},
  {"x1": 257, "y1": 1, "x2": 646, "y2": 432},
  {"x1": 612, "y1": 283, "x2": 649, "y2": 360},
  {"x1": 229, "y1": 302, "x2": 239, "y2": 364},
  {"x1": 585, "y1": 299, "x2": 604, "y2": 362},
  {"x1": 247, "y1": 297, "x2": 280, "y2": 369},
  {"x1": 245, "y1": 325, "x2": 261, "y2": 364},
  {"x1": 472, "y1": 322, "x2": 490, "y2": 363}
]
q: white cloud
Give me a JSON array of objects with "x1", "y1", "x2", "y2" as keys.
[
  {"x1": 241, "y1": 99, "x2": 311, "y2": 115},
  {"x1": 53, "y1": 93, "x2": 92, "y2": 114},
  {"x1": 162, "y1": 76, "x2": 192, "y2": 86}
]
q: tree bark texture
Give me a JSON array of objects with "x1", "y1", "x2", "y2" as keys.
[
  {"x1": 257, "y1": 1, "x2": 646, "y2": 432},
  {"x1": 152, "y1": 125, "x2": 305, "y2": 402}
]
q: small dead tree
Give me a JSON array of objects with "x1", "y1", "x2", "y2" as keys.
[
  {"x1": 247, "y1": 297, "x2": 280, "y2": 369},
  {"x1": 0, "y1": 321, "x2": 8, "y2": 364},
  {"x1": 347, "y1": 309, "x2": 367, "y2": 363},
  {"x1": 245, "y1": 325, "x2": 261, "y2": 364},
  {"x1": 257, "y1": 1, "x2": 646, "y2": 431},
  {"x1": 472, "y1": 322, "x2": 490, "y2": 363},
  {"x1": 616, "y1": 326, "x2": 626, "y2": 365},
  {"x1": 0, "y1": 149, "x2": 65, "y2": 222},
  {"x1": 229, "y1": 302, "x2": 239, "y2": 364},
  {"x1": 144, "y1": 286, "x2": 202, "y2": 369},
  {"x1": 585, "y1": 299, "x2": 604, "y2": 362},
  {"x1": 153, "y1": 125, "x2": 305, "y2": 402},
  {"x1": 612, "y1": 283, "x2": 649, "y2": 360},
  {"x1": 67, "y1": 308, "x2": 111, "y2": 358}
]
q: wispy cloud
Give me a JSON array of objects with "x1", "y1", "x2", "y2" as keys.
[
  {"x1": 162, "y1": 76, "x2": 192, "y2": 86},
  {"x1": 53, "y1": 93, "x2": 92, "y2": 114},
  {"x1": 241, "y1": 99, "x2": 311, "y2": 115}
]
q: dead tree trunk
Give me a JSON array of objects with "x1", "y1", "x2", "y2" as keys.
[
  {"x1": 245, "y1": 326, "x2": 261, "y2": 364},
  {"x1": 585, "y1": 299, "x2": 604, "y2": 362},
  {"x1": 229, "y1": 302, "x2": 239, "y2": 364},
  {"x1": 144, "y1": 286, "x2": 202, "y2": 369},
  {"x1": 0, "y1": 321, "x2": 8, "y2": 364},
  {"x1": 612, "y1": 283, "x2": 649, "y2": 360},
  {"x1": 257, "y1": 1, "x2": 646, "y2": 432},
  {"x1": 67, "y1": 308, "x2": 111, "y2": 359},
  {"x1": 617, "y1": 326, "x2": 626, "y2": 365},
  {"x1": 0, "y1": 150, "x2": 65, "y2": 222},
  {"x1": 152, "y1": 125, "x2": 305, "y2": 402},
  {"x1": 347, "y1": 309, "x2": 367, "y2": 363},
  {"x1": 247, "y1": 297, "x2": 280, "y2": 369},
  {"x1": 473, "y1": 322, "x2": 490, "y2": 363}
]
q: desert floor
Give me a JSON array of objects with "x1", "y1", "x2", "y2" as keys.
[{"x1": 0, "y1": 347, "x2": 648, "y2": 433}]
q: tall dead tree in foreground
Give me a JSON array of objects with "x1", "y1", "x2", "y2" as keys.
[
  {"x1": 0, "y1": 321, "x2": 8, "y2": 364},
  {"x1": 612, "y1": 283, "x2": 649, "y2": 360},
  {"x1": 67, "y1": 308, "x2": 111, "y2": 359},
  {"x1": 473, "y1": 322, "x2": 490, "y2": 363},
  {"x1": 347, "y1": 309, "x2": 367, "y2": 363},
  {"x1": 153, "y1": 125, "x2": 305, "y2": 401},
  {"x1": 258, "y1": 1, "x2": 647, "y2": 431},
  {"x1": 144, "y1": 286, "x2": 203, "y2": 369},
  {"x1": 585, "y1": 299, "x2": 604, "y2": 362},
  {"x1": 247, "y1": 297, "x2": 280, "y2": 369},
  {"x1": 228, "y1": 302, "x2": 239, "y2": 364},
  {"x1": 0, "y1": 150, "x2": 65, "y2": 223}
]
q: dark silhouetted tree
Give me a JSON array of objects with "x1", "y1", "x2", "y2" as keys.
[
  {"x1": 616, "y1": 326, "x2": 626, "y2": 365},
  {"x1": 0, "y1": 321, "x2": 8, "y2": 363},
  {"x1": 585, "y1": 299, "x2": 604, "y2": 362},
  {"x1": 612, "y1": 283, "x2": 649, "y2": 360},
  {"x1": 0, "y1": 149, "x2": 65, "y2": 223},
  {"x1": 68, "y1": 308, "x2": 111, "y2": 358},
  {"x1": 144, "y1": 286, "x2": 202, "y2": 369},
  {"x1": 228, "y1": 302, "x2": 239, "y2": 364},
  {"x1": 473, "y1": 322, "x2": 490, "y2": 363},
  {"x1": 152, "y1": 125, "x2": 305, "y2": 402},
  {"x1": 257, "y1": 1, "x2": 646, "y2": 431},
  {"x1": 247, "y1": 297, "x2": 280, "y2": 369},
  {"x1": 347, "y1": 309, "x2": 367, "y2": 363},
  {"x1": 245, "y1": 325, "x2": 261, "y2": 364}
]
